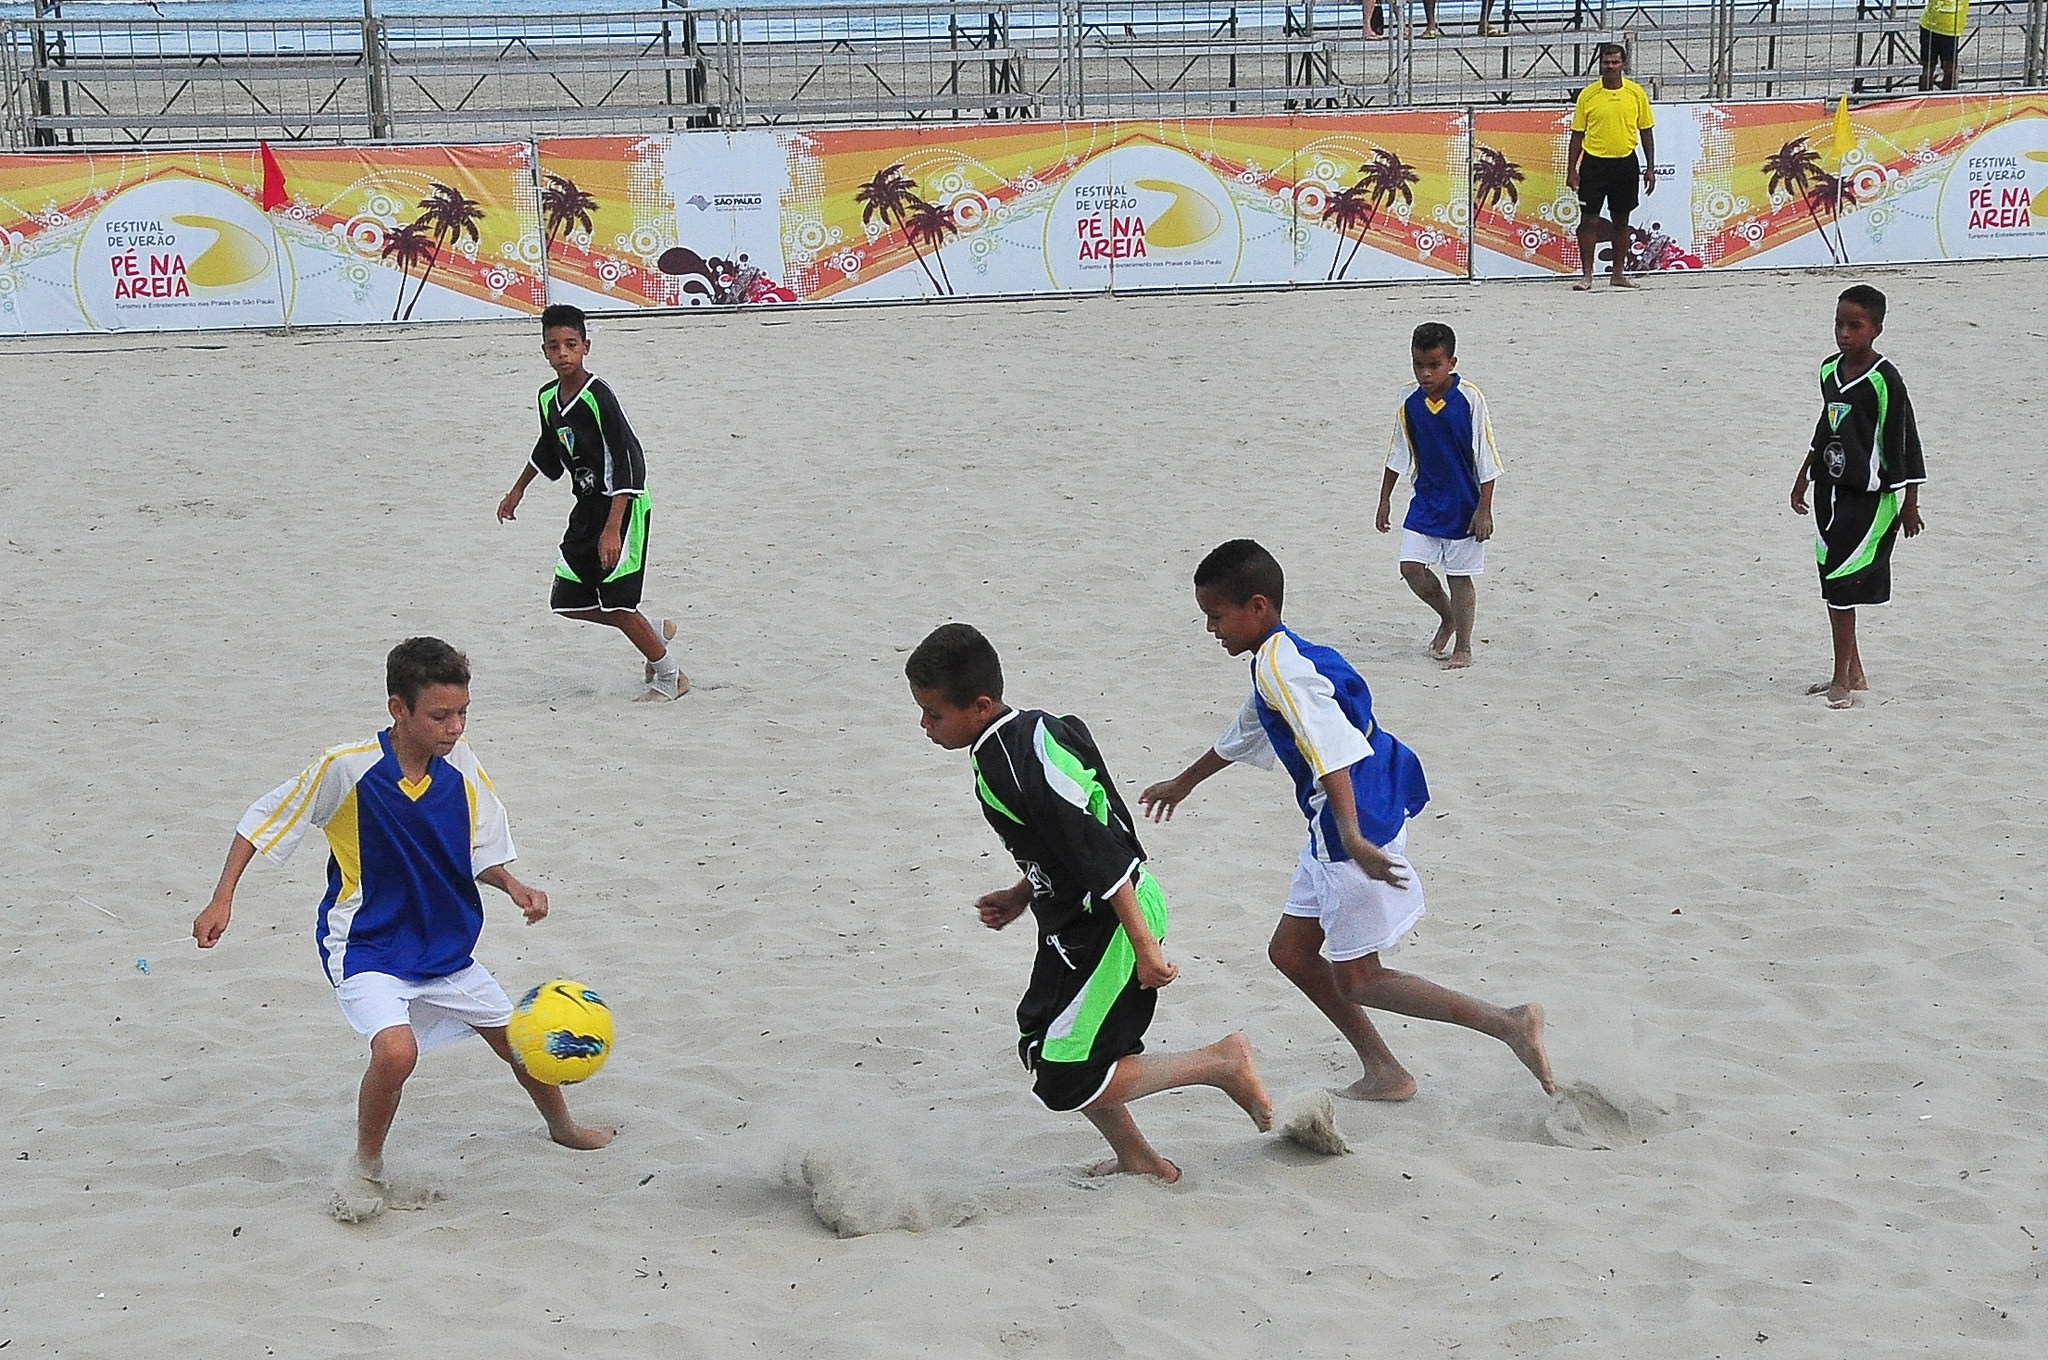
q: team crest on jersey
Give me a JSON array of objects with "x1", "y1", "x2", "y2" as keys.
[
  {"x1": 1822, "y1": 437, "x2": 1848, "y2": 480},
  {"x1": 1826, "y1": 402, "x2": 1852, "y2": 431},
  {"x1": 1022, "y1": 861, "x2": 1053, "y2": 898}
]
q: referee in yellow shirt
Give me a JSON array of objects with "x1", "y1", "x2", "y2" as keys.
[
  {"x1": 1566, "y1": 43, "x2": 1656, "y2": 290},
  {"x1": 1918, "y1": 0, "x2": 1967, "y2": 91}
]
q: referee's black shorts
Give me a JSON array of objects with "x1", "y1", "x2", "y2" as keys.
[{"x1": 1578, "y1": 152, "x2": 1641, "y2": 218}]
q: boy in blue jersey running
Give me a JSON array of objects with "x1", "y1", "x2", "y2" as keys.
[
  {"x1": 1142, "y1": 540, "x2": 1553, "y2": 1102},
  {"x1": 1376, "y1": 322, "x2": 1502, "y2": 670},
  {"x1": 908, "y1": 623, "x2": 1273, "y2": 1182},
  {"x1": 193, "y1": 638, "x2": 612, "y2": 1217}
]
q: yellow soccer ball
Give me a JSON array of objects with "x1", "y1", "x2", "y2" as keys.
[{"x1": 508, "y1": 979, "x2": 613, "y2": 1085}]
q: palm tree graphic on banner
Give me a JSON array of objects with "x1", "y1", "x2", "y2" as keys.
[
  {"x1": 1321, "y1": 147, "x2": 1420, "y2": 281},
  {"x1": 1472, "y1": 145, "x2": 1525, "y2": 222},
  {"x1": 388, "y1": 182, "x2": 486, "y2": 321},
  {"x1": 542, "y1": 174, "x2": 599, "y2": 246},
  {"x1": 1763, "y1": 137, "x2": 1854, "y2": 264},
  {"x1": 856, "y1": 163, "x2": 955, "y2": 296}
]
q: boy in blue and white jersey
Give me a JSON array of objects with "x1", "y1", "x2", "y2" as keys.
[
  {"x1": 1375, "y1": 322, "x2": 1502, "y2": 670},
  {"x1": 193, "y1": 637, "x2": 611, "y2": 1216},
  {"x1": 1143, "y1": 540, "x2": 1553, "y2": 1103}
]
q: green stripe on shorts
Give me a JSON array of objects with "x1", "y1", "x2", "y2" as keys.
[{"x1": 1041, "y1": 871, "x2": 1169, "y2": 1065}]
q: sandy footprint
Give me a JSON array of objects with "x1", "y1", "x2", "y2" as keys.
[
  {"x1": 328, "y1": 1155, "x2": 445, "y2": 1223},
  {"x1": 1542, "y1": 1081, "x2": 1671, "y2": 1150},
  {"x1": 799, "y1": 1146, "x2": 946, "y2": 1238},
  {"x1": 1276, "y1": 1090, "x2": 1350, "y2": 1156}
]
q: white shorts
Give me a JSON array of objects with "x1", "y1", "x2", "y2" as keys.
[
  {"x1": 1282, "y1": 829, "x2": 1426, "y2": 962},
  {"x1": 334, "y1": 962, "x2": 513, "y2": 1053},
  {"x1": 1400, "y1": 529, "x2": 1486, "y2": 576}
]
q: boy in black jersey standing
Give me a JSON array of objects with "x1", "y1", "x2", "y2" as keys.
[
  {"x1": 497, "y1": 304, "x2": 688, "y2": 701},
  {"x1": 907, "y1": 623, "x2": 1273, "y2": 1182},
  {"x1": 1790, "y1": 285, "x2": 1927, "y2": 709}
]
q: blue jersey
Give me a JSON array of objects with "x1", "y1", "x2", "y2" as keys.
[
  {"x1": 237, "y1": 732, "x2": 516, "y2": 984},
  {"x1": 1386, "y1": 374, "x2": 1502, "y2": 540},
  {"x1": 1215, "y1": 627, "x2": 1430, "y2": 857}
]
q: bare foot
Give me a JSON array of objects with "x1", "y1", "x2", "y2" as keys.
[
  {"x1": 1428, "y1": 621, "x2": 1456, "y2": 660},
  {"x1": 1087, "y1": 1154, "x2": 1181, "y2": 1183},
  {"x1": 1213, "y1": 1033, "x2": 1274, "y2": 1131},
  {"x1": 1572, "y1": 280, "x2": 1594, "y2": 292},
  {"x1": 549, "y1": 1122, "x2": 617, "y2": 1150},
  {"x1": 1503, "y1": 1004, "x2": 1555, "y2": 1094},
  {"x1": 1441, "y1": 648, "x2": 1472, "y2": 670},
  {"x1": 1826, "y1": 685, "x2": 1855, "y2": 710},
  {"x1": 1806, "y1": 679, "x2": 1868, "y2": 695},
  {"x1": 1334, "y1": 1066, "x2": 1417, "y2": 1102},
  {"x1": 1611, "y1": 275, "x2": 1638, "y2": 289}
]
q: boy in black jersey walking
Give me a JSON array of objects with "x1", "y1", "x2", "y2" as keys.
[
  {"x1": 907, "y1": 623, "x2": 1272, "y2": 1182},
  {"x1": 1790, "y1": 285, "x2": 1927, "y2": 709},
  {"x1": 496, "y1": 304, "x2": 688, "y2": 701}
]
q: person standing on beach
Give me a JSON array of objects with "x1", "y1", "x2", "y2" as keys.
[
  {"x1": 1790, "y1": 285, "x2": 1926, "y2": 710},
  {"x1": 1918, "y1": 0, "x2": 1968, "y2": 90},
  {"x1": 907, "y1": 622, "x2": 1274, "y2": 1183},
  {"x1": 1375, "y1": 321, "x2": 1503, "y2": 670},
  {"x1": 192, "y1": 637, "x2": 613, "y2": 1217},
  {"x1": 1566, "y1": 43, "x2": 1656, "y2": 290},
  {"x1": 1141, "y1": 540, "x2": 1553, "y2": 1103},
  {"x1": 496, "y1": 303, "x2": 687, "y2": 702}
]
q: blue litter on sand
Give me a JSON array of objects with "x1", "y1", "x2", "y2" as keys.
[{"x1": 135, "y1": 958, "x2": 149, "y2": 975}]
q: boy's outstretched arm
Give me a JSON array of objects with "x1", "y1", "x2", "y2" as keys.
[
  {"x1": 193, "y1": 834, "x2": 258, "y2": 947},
  {"x1": 975, "y1": 878, "x2": 1032, "y2": 931},
  {"x1": 1140, "y1": 748, "x2": 1231, "y2": 822},
  {"x1": 1375, "y1": 467, "x2": 1400, "y2": 534},
  {"x1": 497, "y1": 465, "x2": 540, "y2": 522},
  {"x1": 1105, "y1": 878, "x2": 1177, "y2": 989},
  {"x1": 477, "y1": 864, "x2": 549, "y2": 924},
  {"x1": 1316, "y1": 771, "x2": 1410, "y2": 889}
]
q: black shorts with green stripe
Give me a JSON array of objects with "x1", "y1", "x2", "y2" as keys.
[
  {"x1": 1814, "y1": 481, "x2": 1901, "y2": 609},
  {"x1": 1016, "y1": 871, "x2": 1168, "y2": 1113},
  {"x1": 552, "y1": 494, "x2": 650, "y2": 613}
]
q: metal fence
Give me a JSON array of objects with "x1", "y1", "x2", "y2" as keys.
[{"x1": 2, "y1": 1, "x2": 2043, "y2": 146}]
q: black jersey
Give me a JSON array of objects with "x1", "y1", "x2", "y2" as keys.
[
  {"x1": 530, "y1": 375, "x2": 646, "y2": 543},
  {"x1": 1808, "y1": 354, "x2": 1926, "y2": 494},
  {"x1": 969, "y1": 709, "x2": 1146, "y2": 936}
]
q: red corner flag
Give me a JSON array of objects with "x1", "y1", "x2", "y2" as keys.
[{"x1": 258, "y1": 141, "x2": 289, "y2": 212}]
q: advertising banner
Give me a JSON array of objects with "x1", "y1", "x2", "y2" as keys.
[
  {"x1": 0, "y1": 144, "x2": 544, "y2": 335},
  {"x1": 536, "y1": 111, "x2": 1469, "y2": 309},
  {"x1": 1692, "y1": 93, "x2": 2048, "y2": 270},
  {"x1": 1469, "y1": 103, "x2": 1718, "y2": 280}
]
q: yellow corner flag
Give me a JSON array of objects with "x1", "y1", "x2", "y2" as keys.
[{"x1": 1833, "y1": 95, "x2": 1854, "y2": 160}]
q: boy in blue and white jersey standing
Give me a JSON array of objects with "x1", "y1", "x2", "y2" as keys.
[
  {"x1": 1143, "y1": 540, "x2": 1552, "y2": 1103},
  {"x1": 193, "y1": 637, "x2": 612, "y2": 1216},
  {"x1": 1375, "y1": 322, "x2": 1502, "y2": 670}
]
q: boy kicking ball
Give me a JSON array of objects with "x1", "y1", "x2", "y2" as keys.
[
  {"x1": 193, "y1": 638, "x2": 612, "y2": 1218},
  {"x1": 907, "y1": 623, "x2": 1272, "y2": 1183}
]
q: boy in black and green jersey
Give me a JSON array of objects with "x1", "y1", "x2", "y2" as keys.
[
  {"x1": 1791, "y1": 285, "x2": 1927, "y2": 710},
  {"x1": 907, "y1": 623, "x2": 1273, "y2": 1183},
  {"x1": 496, "y1": 304, "x2": 688, "y2": 702}
]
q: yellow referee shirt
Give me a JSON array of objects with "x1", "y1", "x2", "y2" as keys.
[
  {"x1": 1571, "y1": 78, "x2": 1654, "y2": 160},
  {"x1": 1919, "y1": 0, "x2": 1967, "y2": 39}
]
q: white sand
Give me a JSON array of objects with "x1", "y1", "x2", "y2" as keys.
[{"x1": 3, "y1": 262, "x2": 2044, "y2": 1356}]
